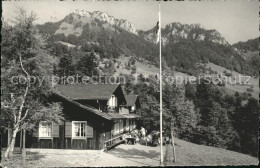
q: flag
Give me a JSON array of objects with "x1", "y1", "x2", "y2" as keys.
[
  {"x1": 155, "y1": 8, "x2": 161, "y2": 43},
  {"x1": 155, "y1": 21, "x2": 160, "y2": 43}
]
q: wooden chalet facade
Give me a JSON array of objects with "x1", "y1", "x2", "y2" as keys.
[{"x1": 3, "y1": 84, "x2": 141, "y2": 150}]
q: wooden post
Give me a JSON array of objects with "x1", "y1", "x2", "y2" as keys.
[
  {"x1": 158, "y1": 2, "x2": 163, "y2": 165},
  {"x1": 20, "y1": 130, "x2": 23, "y2": 149},
  {"x1": 22, "y1": 129, "x2": 26, "y2": 165},
  {"x1": 171, "y1": 129, "x2": 176, "y2": 163}
]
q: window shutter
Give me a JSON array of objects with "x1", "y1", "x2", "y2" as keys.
[
  {"x1": 86, "y1": 123, "x2": 93, "y2": 138},
  {"x1": 65, "y1": 121, "x2": 72, "y2": 137},
  {"x1": 33, "y1": 126, "x2": 39, "y2": 137},
  {"x1": 52, "y1": 123, "x2": 59, "y2": 137}
]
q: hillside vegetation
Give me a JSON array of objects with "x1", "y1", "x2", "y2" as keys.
[{"x1": 233, "y1": 38, "x2": 258, "y2": 51}]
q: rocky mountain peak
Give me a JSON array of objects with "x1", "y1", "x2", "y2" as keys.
[
  {"x1": 73, "y1": 9, "x2": 91, "y2": 17},
  {"x1": 139, "y1": 22, "x2": 228, "y2": 45},
  {"x1": 68, "y1": 10, "x2": 137, "y2": 35}
]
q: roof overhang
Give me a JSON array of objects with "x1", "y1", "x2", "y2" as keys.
[
  {"x1": 122, "y1": 114, "x2": 142, "y2": 119},
  {"x1": 105, "y1": 113, "x2": 128, "y2": 120},
  {"x1": 73, "y1": 98, "x2": 109, "y2": 101}
]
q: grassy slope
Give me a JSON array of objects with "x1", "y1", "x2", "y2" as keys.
[
  {"x1": 113, "y1": 56, "x2": 190, "y2": 79},
  {"x1": 165, "y1": 138, "x2": 258, "y2": 166},
  {"x1": 206, "y1": 62, "x2": 259, "y2": 99},
  {"x1": 114, "y1": 56, "x2": 159, "y2": 77},
  {"x1": 241, "y1": 51, "x2": 258, "y2": 60}
]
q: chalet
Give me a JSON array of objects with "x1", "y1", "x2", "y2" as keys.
[{"x1": 3, "y1": 84, "x2": 141, "y2": 150}]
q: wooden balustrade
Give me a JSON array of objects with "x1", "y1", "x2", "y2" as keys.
[{"x1": 104, "y1": 134, "x2": 125, "y2": 151}]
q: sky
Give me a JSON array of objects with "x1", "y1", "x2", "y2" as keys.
[{"x1": 2, "y1": 0, "x2": 259, "y2": 44}]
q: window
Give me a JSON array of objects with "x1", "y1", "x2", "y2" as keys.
[
  {"x1": 39, "y1": 122, "x2": 52, "y2": 138},
  {"x1": 108, "y1": 95, "x2": 118, "y2": 108},
  {"x1": 114, "y1": 96, "x2": 118, "y2": 107},
  {"x1": 131, "y1": 105, "x2": 136, "y2": 112},
  {"x1": 72, "y1": 121, "x2": 87, "y2": 138},
  {"x1": 114, "y1": 122, "x2": 119, "y2": 135}
]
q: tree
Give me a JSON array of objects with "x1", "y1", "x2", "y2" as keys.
[
  {"x1": 168, "y1": 84, "x2": 198, "y2": 141},
  {"x1": 67, "y1": 34, "x2": 78, "y2": 45},
  {"x1": 239, "y1": 98, "x2": 259, "y2": 156},
  {"x1": 185, "y1": 82, "x2": 196, "y2": 100},
  {"x1": 124, "y1": 76, "x2": 134, "y2": 94},
  {"x1": 131, "y1": 77, "x2": 160, "y2": 133},
  {"x1": 131, "y1": 65, "x2": 137, "y2": 74},
  {"x1": 76, "y1": 51, "x2": 98, "y2": 76},
  {"x1": 58, "y1": 53, "x2": 74, "y2": 77},
  {"x1": 1, "y1": 8, "x2": 64, "y2": 159}
]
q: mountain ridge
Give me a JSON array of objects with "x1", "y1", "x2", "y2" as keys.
[
  {"x1": 36, "y1": 10, "x2": 259, "y2": 77},
  {"x1": 39, "y1": 10, "x2": 228, "y2": 45},
  {"x1": 139, "y1": 22, "x2": 228, "y2": 46}
]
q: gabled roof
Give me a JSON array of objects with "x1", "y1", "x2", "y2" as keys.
[
  {"x1": 52, "y1": 92, "x2": 113, "y2": 120},
  {"x1": 52, "y1": 84, "x2": 140, "y2": 121},
  {"x1": 53, "y1": 92, "x2": 131, "y2": 120},
  {"x1": 54, "y1": 84, "x2": 120, "y2": 100},
  {"x1": 125, "y1": 95, "x2": 139, "y2": 106}
]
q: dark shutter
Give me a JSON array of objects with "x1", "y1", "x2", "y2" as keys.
[
  {"x1": 86, "y1": 123, "x2": 93, "y2": 138},
  {"x1": 65, "y1": 121, "x2": 72, "y2": 137},
  {"x1": 52, "y1": 123, "x2": 60, "y2": 137}
]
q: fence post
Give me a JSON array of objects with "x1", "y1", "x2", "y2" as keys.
[
  {"x1": 171, "y1": 129, "x2": 176, "y2": 163},
  {"x1": 22, "y1": 129, "x2": 26, "y2": 165},
  {"x1": 20, "y1": 130, "x2": 23, "y2": 149}
]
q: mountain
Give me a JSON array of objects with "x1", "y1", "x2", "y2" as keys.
[
  {"x1": 37, "y1": 10, "x2": 158, "y2": 62},
  {"x1": 38, "y1": 10, "x2": 137, "y2": 37},
  {"x1": 36, "y1": 10, "x2": 259, "y2": 77},
  {"x1": 139, "y1": 22, "x2": 228, "y2": 45}
]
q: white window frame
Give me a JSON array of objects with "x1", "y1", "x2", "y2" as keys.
[
  {"x1": 108, "y1": 95, "x2": 118, "y2": 108},
  {"x1": 39, "y1": 121, "x2": 52, "y2": 139},
  {"x1": 72, "y1": 121, "x2": 87, "y2": 139}
]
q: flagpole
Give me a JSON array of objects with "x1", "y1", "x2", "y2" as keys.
[{"x1": 159, "y1": 2, "x2": 163, "y2": 165}]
